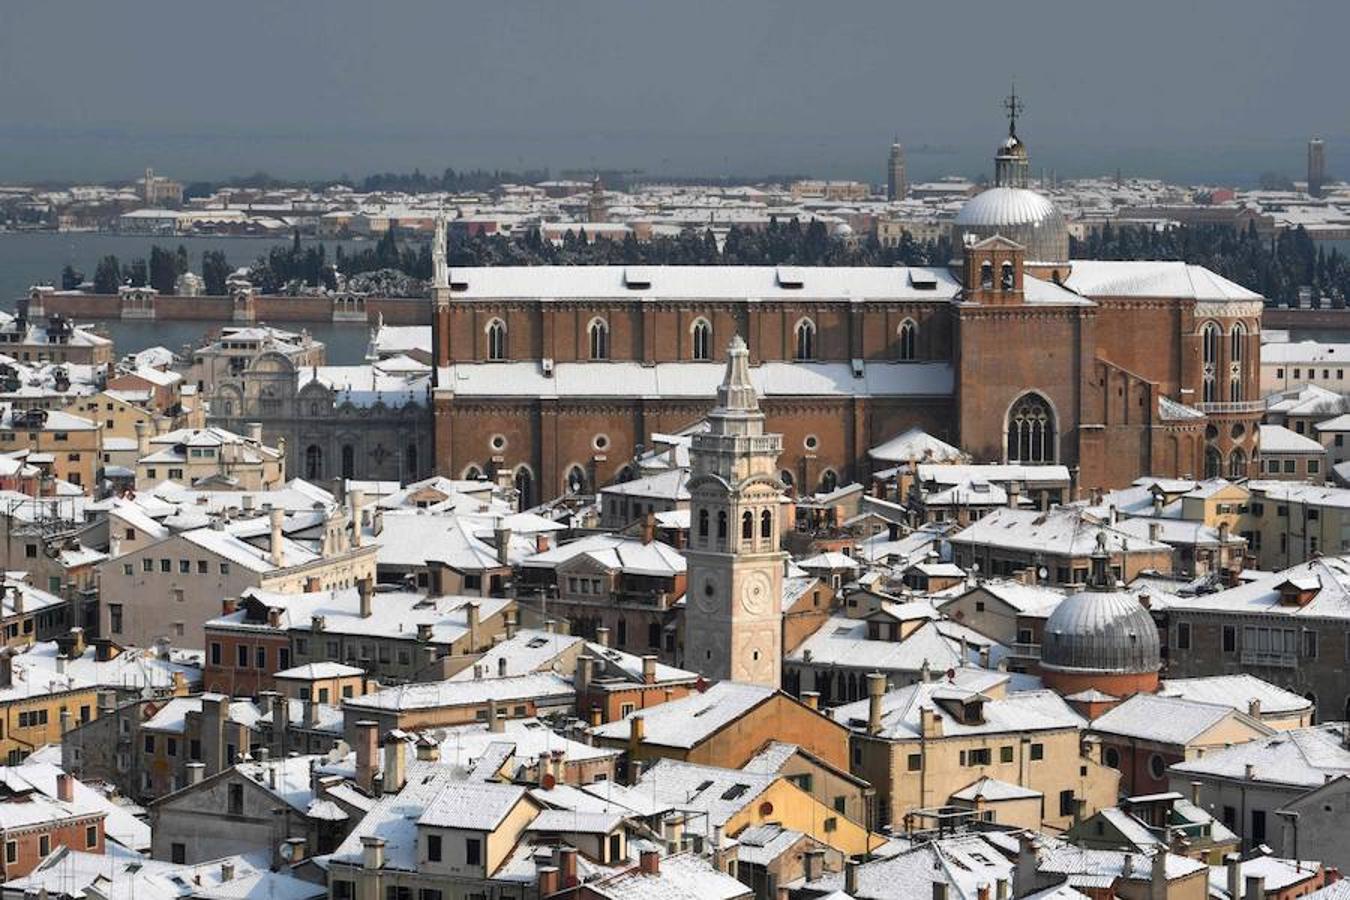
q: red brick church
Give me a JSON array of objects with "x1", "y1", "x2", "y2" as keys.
[{"x1": 428, "y1": 118, "x2": 1264, "y2": 503}]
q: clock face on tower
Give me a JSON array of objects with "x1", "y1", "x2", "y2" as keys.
[{"x1": 741, "y1": 571, "x2": 772, "y2": 615}]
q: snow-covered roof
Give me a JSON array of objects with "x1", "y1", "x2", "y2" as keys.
[
  {"x1": 592, "y1": 682, "x2": 776, "y2": 749},
  {"x1": 1259, "y1": 424, "x2": 1325, "y2": 455}
]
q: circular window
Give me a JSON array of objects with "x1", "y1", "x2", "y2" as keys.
[
  {"x1": 1205, "y1": 425, "x2": 1219, "y2": 440},
  {"x1": 1148, "y1": 753, "x2": 1166, "y2": 780},
  {"x1": 1104, "y1": 746, "x2": 1120, "y2": 769},
  {"x1": 758, "y1": 801, "x2": 774, "y2": 816},
  {"x1": 704, "y1": 582, "x2": 714, "y2": 596},
  {"x1": 593, "y1": 434, "x2": 610, "y2": 451},
  {"x1": 1231, "y1": 423, "x2": 1245, "y2": 440},
  {"x1": 804, "y1": 435, "x2": 819, "y2": 451},
  {"x1": 490, "y1": 434, "x2": 507, "y2": 451}
]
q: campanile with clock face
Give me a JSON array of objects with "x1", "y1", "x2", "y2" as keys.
[{"x1": 684, "y1": 335, "x2": 787, "y2": 687}]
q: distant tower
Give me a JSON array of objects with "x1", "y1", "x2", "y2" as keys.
[
  {"x1": 143, "y1": 167, "x2": 155, "y2": 204},
  {"x1": 430, "y1": 210, "x2": 451, "y2": 374},
  {"x1": 994, "y1": 85, "x2": 1029, "y2": 188},
  {"x1": 1308, "y1": 138, "x2": 1326, "y2": 198},
  {"x1": 684, "y1": 336, "x2": 787, "y2": 687},
  {"x1": 887, "y1": 140, "x2": 908, "y2": 201},
  {"x1": 587, "y1": 174, "x2": 608, "y2": 223}
]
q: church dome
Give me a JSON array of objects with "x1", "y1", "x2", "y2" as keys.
[
  {"x1": 1040, "y1": 587, "x2": 1161, "y2": 675},
  {"x1": 953, "y1": 187, "x2": 1068, "y2": 264}
]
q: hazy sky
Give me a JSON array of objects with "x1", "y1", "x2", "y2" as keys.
[{"x1": 1, "y1": 1, "x2": 1346, "y2": 185}]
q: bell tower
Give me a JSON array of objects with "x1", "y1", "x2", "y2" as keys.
[
  {"x1": 684, "y1": 336, "x2": 786, "y2": 687},
  {"x1": 431, "y1": 209, "x2": 451, "y2": 372}
]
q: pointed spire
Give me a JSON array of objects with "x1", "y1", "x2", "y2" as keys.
[{"x1": 715, "y1": 335, "x2": 758, "y2": 414}]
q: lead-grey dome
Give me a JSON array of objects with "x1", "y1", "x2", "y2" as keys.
[
  {"x1": 1040, "y1": 589, "x2": 1161, "y2": 674},
  {"x1": 953, "y1": 187, "x2": 1069, "y2": 264}
]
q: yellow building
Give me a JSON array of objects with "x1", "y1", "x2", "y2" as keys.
[
  {"x1": 0, "y1": 408, "x2": 101, "y2": 489},
  {"x1": 836, "y1": 677, "x2": 1119, "y2": 833},
  {"x1": 0, "y1": 649, "x2": 99, "y2": 763}
]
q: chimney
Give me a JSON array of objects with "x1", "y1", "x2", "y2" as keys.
[
  {"x1": 642, "y1": 655, "x2": 657, "y2": 685},
  {"x1": 801, "y1": 691, "x2": 820, "y2": 711},
  {"x1": 0, "y1": 649, "x2": 12, "y2": 688},
  {"x1": 978, "y1": 884, "x2": 990, "y2": 900},
  {"x1": 1245, "y1": 763, "x2": 1256, "y2": 780},
  {"x1": 269, "y1": 507, "x2": 285, "y2": 567},
  {"x1": 934, "y1": 883, "x2": 949, "y2": 900},
  {"x1": 355, "y1": 720, "x2": 379, "y2": 792},
  {"x1": 221, "y1": 861, "x2": 235, "y2": 883},
  {"x1": 804, "y1": 849, "x2": 824, "y2": 883},
  {"x1": 489, "y1": 698, "x2": 504, "y2": 733},
  {"x1": 867, "y1": 671, "x2": 886, "y2": 735},
  {"x1": 304, "y1": 698, "x2": 318, "y2": 728},
  {"x1": 186, "y1": 762, "x2": 205, "y2": 785},
  {"x1": 629, "y1": 715, "x2": 645, "y2": 746},
  {"x1": 360, "y1": 835, "x2": 385, "y2": 871},
  {"x1": 1014, "y1": 834, "x2": 1037, "y2": 899},
  {"x1": 504, "y1": 611, "x2": 517, "y2": 640},
  {"x1": 845, "y1": 858, "x2": 859, "y2": 895},
  {"x1": 1246, "y1": 875, "x2": 1266, "y2": 900},
  {"x1": 1151, "y1": 848, "x2": 1168, "y2": 898},
  {"x1": 641, "y1": 511, "x2": 655, "y2": 545},
  {"x1": 559, "y1": 847, "x2": 578, "y2": 888},
  {"x1": 1190, "y1": 781, "x2": 1202, "y2": 806},
  {"x1": 349, "y1": 489, "x2": 365, "y2": 548},
  {"x1": 493, "y1": 526, "x2": 511, "y2": 566},
  {"x1": 1248, "y1": 698, "x2": 1262, "y2": 719},
  {"x1": 639, "y1": 850, "x2": 660, "y2": 876},
  {"x1": 628, "y1": 759, "x2": 644, "y2": 787},
  {"x1": 538, "y1": 866, "x2": 560, "y2": 896},
  {"x1": 589, "y1": 705, "x2": 602, "y2": 727},
  {"x1": 383, "y1": 735, "x2": 406, "y2": 794},
  {"x1": 576, "y1": 654, "x2": 593, "y2": 694},
  {"x1": 201, "y1": 694, "x2": 226, "y2": 775},
  {"x1": 997, "y1": 880, "x2": 1009, "y2": 900},
  {"x1": 596, "y1": 626, "x2": 610, "y2": 647},
  {"x1": 1149, "y1": 522, "x2": 1162, "y2": 543},
  {"x1": 1226, "y1": 854, "x2": 1242, "y2": 900},
  {"x1": 247, "y1": 422, "x2": 263, "y2": 444},
  {"x1": 466, "y1": 602, "x2": 481, "y2": 649},
  {"x1": 359, "y1": 577, "x2": 374, "y2": 618},
  {"x1": 56, "y1": 772, "x2": 74, "y2": 803}
]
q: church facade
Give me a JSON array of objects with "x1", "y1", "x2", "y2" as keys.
[{"x1": 428, "y1": 123, "x2": 1264, "y2": 503}]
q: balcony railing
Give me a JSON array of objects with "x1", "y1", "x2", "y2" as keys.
[
  {"x1": 1194, "y1": 400, "x2": 1266, "y2": 414},
  {"x1": 1239, "y1": 649, "x2": 1299, "y2": 668},
  {"x1": 1009, "y1": 642, "x2": 1041, "y2": 660}
]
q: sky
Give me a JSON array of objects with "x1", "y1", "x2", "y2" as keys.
[{"x1": 0, "y1": 1, "x2": 1346, "y2": 186}]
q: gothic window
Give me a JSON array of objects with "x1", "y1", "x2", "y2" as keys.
[
  {"x1": 1000, "y1": 261, "x2": 1014, "y2": 291},
  {"x1": 780, "y1": 470, "x2": 794, "y2": 490},
  {"x1": 795, "y1": 318, "x2": 816, "y2": 360},
  {"x1": 304, "y1": 444, "x2": 323, "y2": 480},
  {"x1": 698, "y1": 509, "x2": 709, "y2": 539},
  {"x1": 566, "y1": 466, "x2": 587, "y2": 493},
  {"x1": 487, "y1": 319, "x2": 506, "y2": 361},
  {"x1": 464, "y1": 465, "x2": 483, "y2": 481},
  {"x1": 1204, "y1": 375, "x2": 1217, "y2": 403},
  {"x1": 980, "y1": 261, "x2": 993, "y2": 289},
  {"x1": 588, "y1": 318, "x2": 609, "y2": 360},
  {"x1": 1201, "y1": 321, "x2": 1220, "y2": 405},
  {"x1": 760, "y1": 509, "x2": 773, "y2": 540},
  {"x1": 1228, "y1": 448, "x2": 1247, "y2": 480},
  {"x1": 898, "y1": 319, "x2": 917, "y2": 361},
  {"x1": 341, "y1": 444, "x2": 354, "y2": 479},
  {"x1": 1229, "y1": 322, "x2": 1245, "y2": 363},
  {"x1": 692, "y1": 319, "x2": 712, "y2": 361},
  {"x1": 1229, "y1": 374, "x2": 1242, "y2": 403},
  {"x1": 1205, "y1": 447, "x2": 1222, "y2": 480},
  {"x1": 1007, "y1": 393, "x2": 1056, "y2": 463},
  {"x1": 819, "y1": 469, "x2": 838, "y2": 494},
  {"x1": 514, "y1": 467, "x2": 533, "y2": 509},
  {"x1": 741, "y1": 510, "x2": 754, "y2": 542}
]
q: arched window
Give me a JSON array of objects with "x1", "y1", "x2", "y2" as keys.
[
  {"x1": 898, "y1": 319, "x2": 917, "y2": 361},
  {"x1": 1230, "y1": 322, "x2": 1245, "y2": 362},
  {"x1": 1204, "y1": 375, "x2": 1217, "y2": 403},
  {"x1": 341, "y1": 444, "x2": 354, "y2": 479},
  {"x1": 588, "y1": 318, "x2": 609, "y2": 360},
  {"x1": 487, "y1": 319, "x2": 506, "y2": 361},
  {"x1": 780, "y1": 470, "x2": 794, "y2": 490},
  {"x1": 222, "y1": 400, "x2": 233, "y2": 416},
  {"x1": 513, "y1": 467, "x2": 533, "y2": 509},
  {"x1": 716, "y1": 510, "x2": 727, "y2": 542},
  {"x1": 698, "y1": 509, "x2": 709, "y2": 538},
  {"x1": 691, "y1": 319, "x2": 712, "y2": 361},
  {"x1": 1007, "y1": 393, "x2": 1057, "y2": 463},
  {"x1": 304, "y1": 444, "x2": 323, "y2": 480},
  {"x1": 795, "y1": 319, "x2": 816, "y2": 360},
  {"x1": 760, "y1": 509, "x2": 773, "y2": 540},
  {"x1": 819, "y1": 470, "x2": 838, "y2": 494},
  {"x1": 405, "y1": 444, "x2": 418, "y2": 477},
  {"x1": 566, "y1": 466, "x2": 587, "y2": 493},
  {"x1": 1000, "y1": 261, "x2": 1014, "y2": 291},
  {"x1": 741, "y1": 511, "x2": 754, "y2": 542},
  {"x1": 1228, "y1": 448, "x2": 1247, "y2": 480},
  {"x1": 1202, "y1": 322, "x2": 1220, "y2": 365},
  {"x1": 1229, "y1": 374, "x2": 1242, "y2": 402},
  {"x1": 464, "y1": 465, "x2": 484, "y2": 481},
  {"x1": 980, "y1": 261, "x2": 993, "y2": 289},
  {"x1": 1204, "y1": 447, "x2": 1222, "y2": 479}
]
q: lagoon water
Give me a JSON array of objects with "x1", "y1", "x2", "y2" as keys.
[{"x1": 0, "y1": 232, "x2": 373, "y2": 362}]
